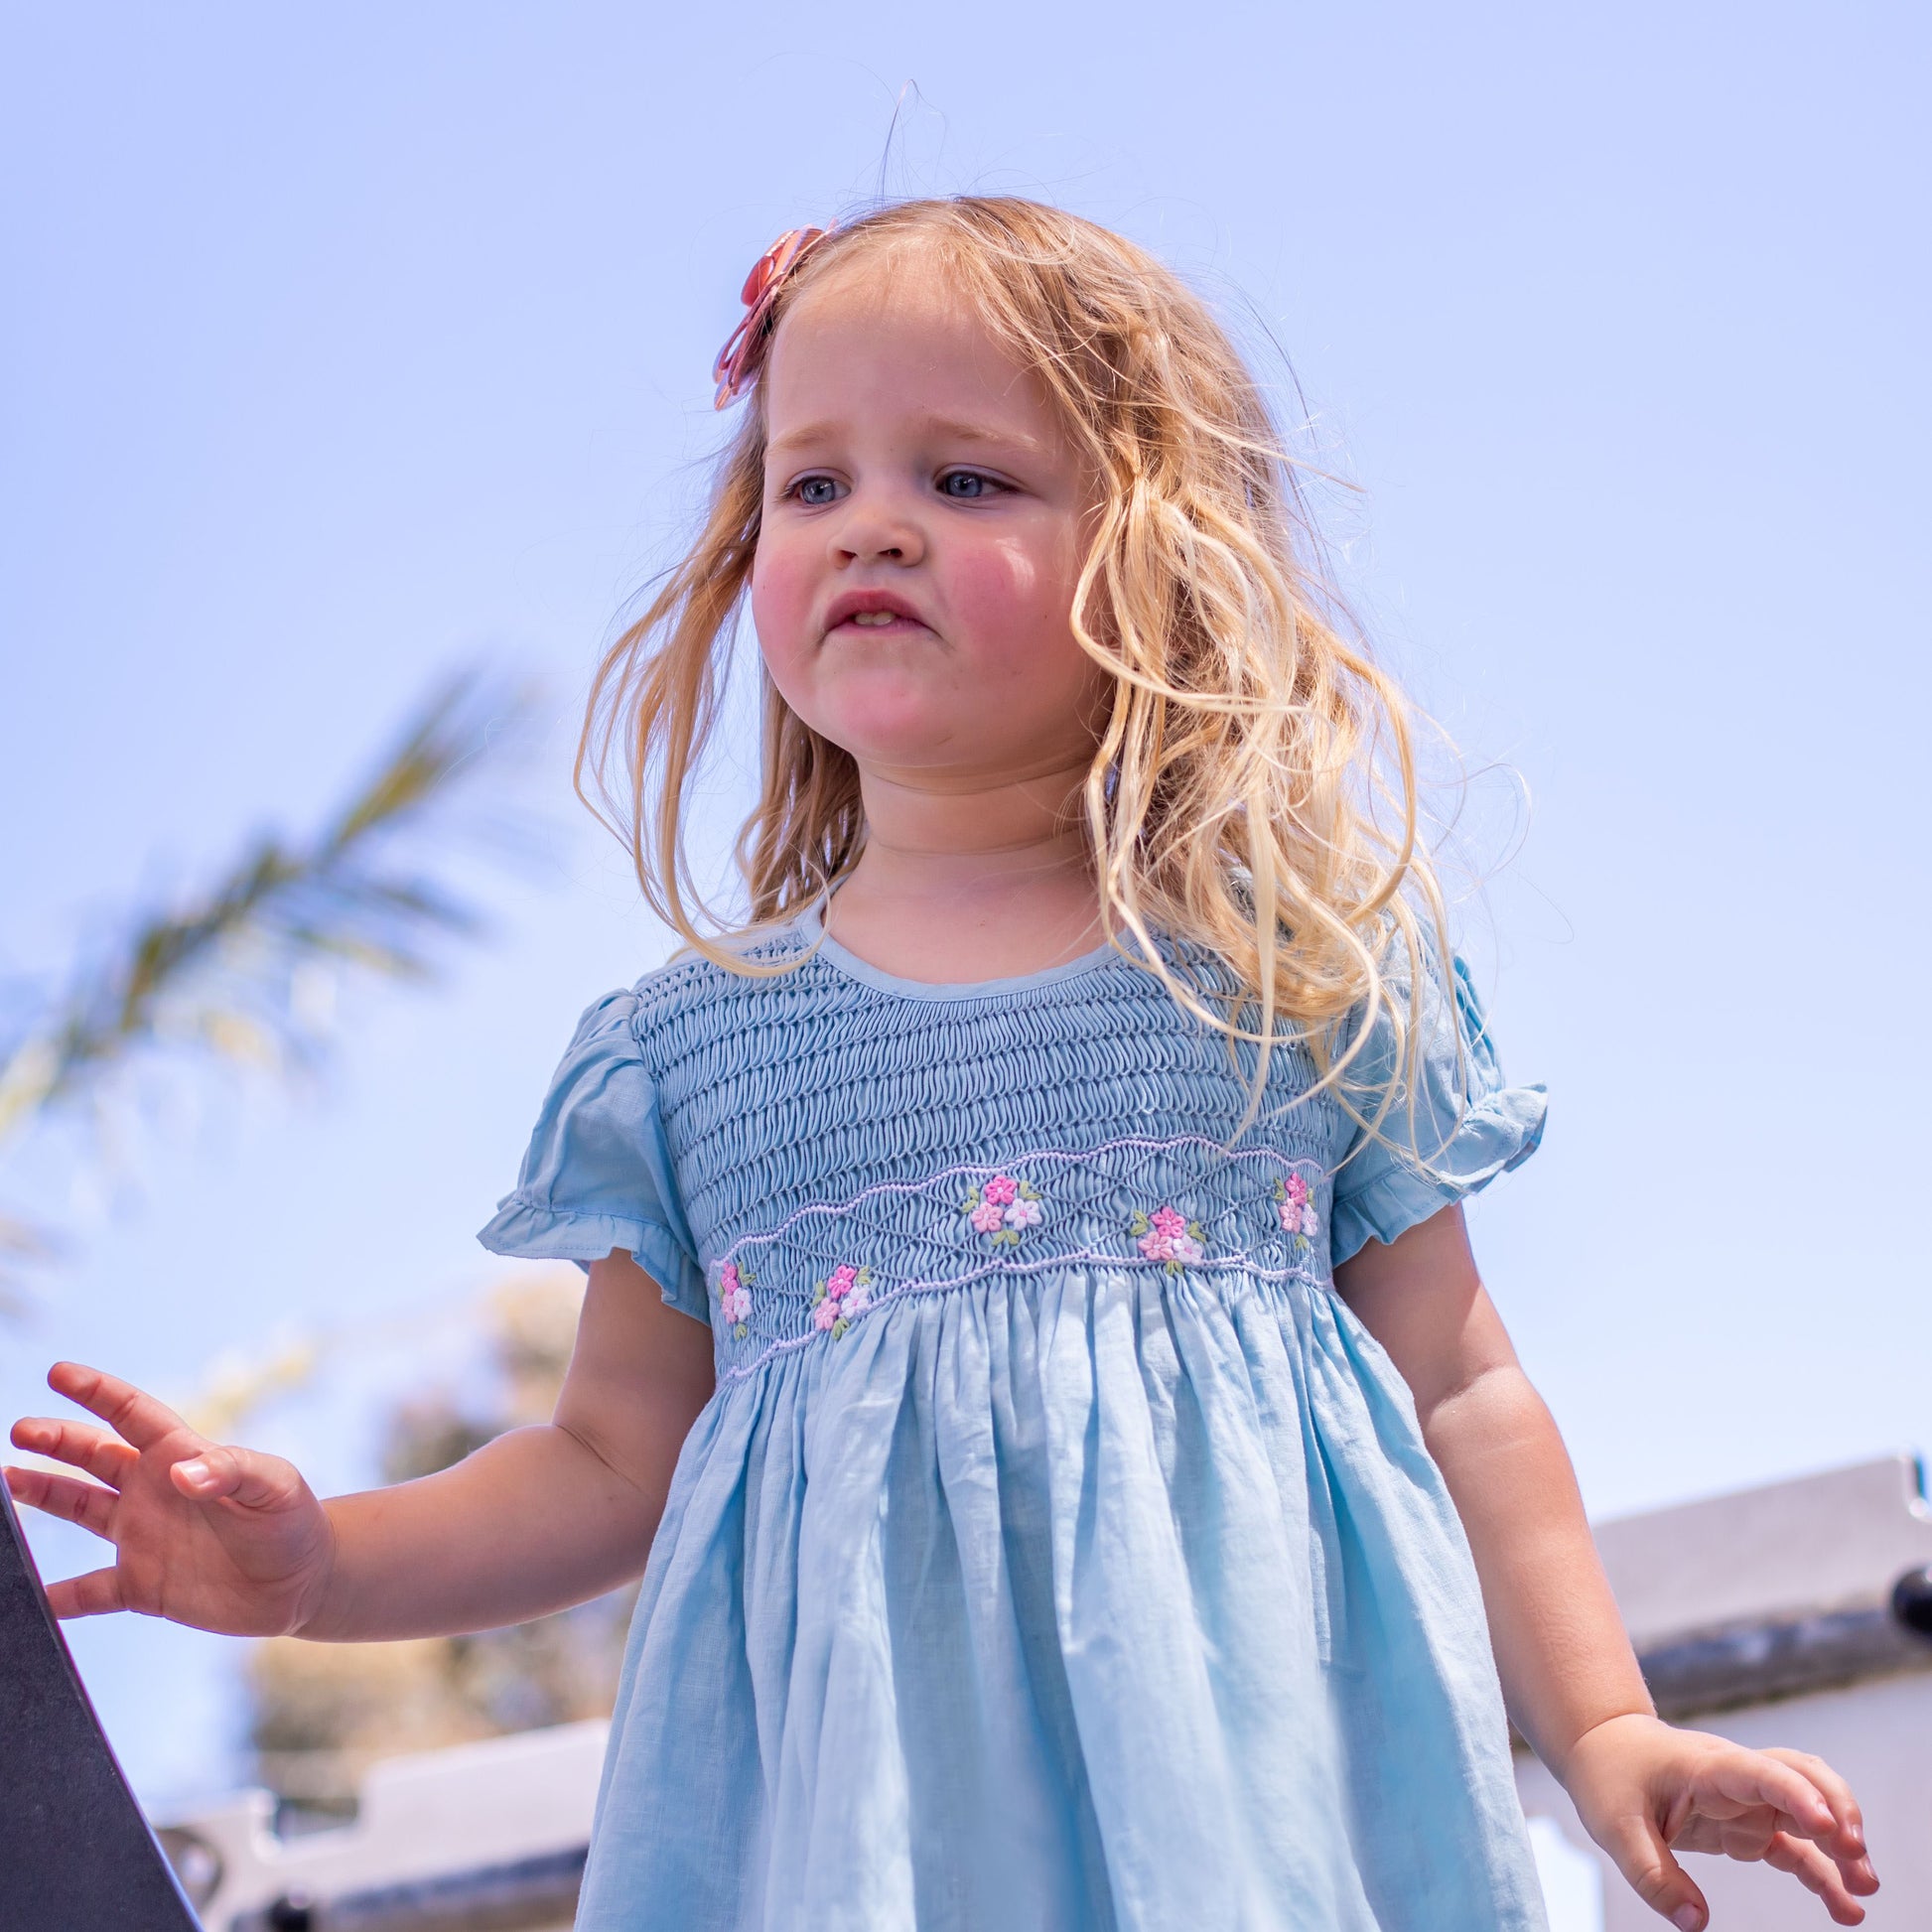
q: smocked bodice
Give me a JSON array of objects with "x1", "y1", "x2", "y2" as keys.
[{"x1": 480, "y1": 912, "x2": 1545, "y2": 1384}]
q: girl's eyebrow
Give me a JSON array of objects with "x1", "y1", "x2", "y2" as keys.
[
  {"x1": 914, "y1": 414, "x2": 1042, "y2": 452},
  {"x1": 765, "y1": 415, "x2": 1044, "y2": 460}
]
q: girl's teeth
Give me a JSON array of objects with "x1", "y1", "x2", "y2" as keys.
[{"x1": 852, "y1": 611, "x2": 895, "y2": 625}]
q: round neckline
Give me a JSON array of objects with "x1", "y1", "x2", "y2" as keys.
[{"x1": 794, "y1": 899, "x2": 1124, "y2": 1002}]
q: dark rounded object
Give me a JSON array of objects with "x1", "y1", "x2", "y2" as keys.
[
  {"x1": 267, "y1": 1893, "x2": 316, "y2": 1931},
  {"x1": 1890, "y1": 1566, "x2": 1932, "y2": 1637}
]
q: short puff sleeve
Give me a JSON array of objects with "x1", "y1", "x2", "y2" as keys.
[
  {"x1": 1327, "y1": 946, "x2": 1548, "y2": 1267},
  {"x1": 477, "y1": 990, "x2": 707, "y2": 1322}
]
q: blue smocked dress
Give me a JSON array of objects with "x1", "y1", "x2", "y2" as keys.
[{"x1": 479, "y1": 906, "x2": 1550, "y2": 1932}]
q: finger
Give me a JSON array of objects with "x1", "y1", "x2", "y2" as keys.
[
  {"x1": 1712, "y1": 1812, "x2": 1879, "y2": 1904},
  {"x1": 3, "y1": 1464, "x2": 118, "y2": 1541},
  {"x1": 9, "y1": 1415, "x2": 137, "y2": 1488},
  {"x1": 1758, "y1": 1747, "x2": 1869, "y2": 1861},
  {"x1": 42, "y1": 1565, "x2": 126, "y2": 1619},
  {"x1": 45, "y1": 1360, "x2": 194, "y2": 1454},
  {"x1": 1713, "y1": 1817, "x2": 1775, "y2": 1862},
  {"x1": 1760, "y1": 1832, "x2": 1867, "y2": 1926},
  {"x1": 1597, "y1": 1811, "x2": 1711, "y2": 1931},
  {"x1": 170, "y1": 1443, "x2": 302, "y2": 1512},
  {"x1": 1699, "y1": 1748, "x2": 1840, "y2": 1843}
]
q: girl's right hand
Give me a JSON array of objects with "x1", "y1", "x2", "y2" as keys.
[{"x1": 5, "y1": 1360, "x2": 337, "y2": 1638}]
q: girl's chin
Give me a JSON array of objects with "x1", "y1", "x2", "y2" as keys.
[
  {"x1": 828, "y1": 733, "x2": 965, "y2": 771},
  {"x1": 800, "y1": 699, "x2": 967, "y2": 765}
]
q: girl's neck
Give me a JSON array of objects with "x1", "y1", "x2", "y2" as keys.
[{"x1": 822, "y1": 758, "x2": 1104, "y2": 984}]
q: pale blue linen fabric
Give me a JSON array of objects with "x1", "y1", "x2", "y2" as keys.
[{"x1": 479, "y1": 911, "x2": 1550, "y2": 1932}]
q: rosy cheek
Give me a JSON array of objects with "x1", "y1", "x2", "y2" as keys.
[
  {"x1": 944, "y1": 540, "x2": 1067, "y2": 686},
  {"x1": 750, "y1": 544, "x2": 819, "y2": 685}
]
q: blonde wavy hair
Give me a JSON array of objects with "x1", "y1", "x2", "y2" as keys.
[{"x1": 579, "y1": 196, "x2": 1455, "y2": 1121}]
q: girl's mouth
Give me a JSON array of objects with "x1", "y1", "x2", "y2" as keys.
[
  {"x1": 824, "y1": 592, "x2": 930, "y2": 634},
  {"x1": 832, "y1": 612, "x2": 928, "y2": 635}
]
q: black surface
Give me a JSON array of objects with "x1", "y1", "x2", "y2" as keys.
[{"x1": 0, "y1": 1480, "x2": 203, "y2": 1929}]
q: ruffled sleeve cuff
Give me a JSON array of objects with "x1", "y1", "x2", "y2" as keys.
[
  {"x1": 477, "y1": 1196, "x2": 708, "y2": 1321},
  {"x1": 1326, "y1": 946, "x2": 1548, "y2": 1268},
  {"x1": 477, "y1": 988, "x2": 709, "y2": 1324},
  {"x1": 1327, "y1": 1079, "x2": 1547, "y2": 1267}
]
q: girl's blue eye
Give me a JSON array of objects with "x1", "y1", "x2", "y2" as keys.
[
  {"x1": 939, "y1": 471, "x2": 1000, "y2": 499},
  {"x1": 795, "y1": 477, "x2": 841, "y2": 506}
]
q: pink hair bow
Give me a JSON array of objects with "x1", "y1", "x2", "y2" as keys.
[{"x1": 712, "y1": 225, "x2": 832, "y2": 409}]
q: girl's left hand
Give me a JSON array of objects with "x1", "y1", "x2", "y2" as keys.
[{"x1": 1562, "y1": 1712, "x2": 1878, "y2": 1929}]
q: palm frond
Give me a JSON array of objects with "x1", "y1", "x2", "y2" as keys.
[{"x1": 0, "y1": 665, "x2": 544, "y2": 1309}]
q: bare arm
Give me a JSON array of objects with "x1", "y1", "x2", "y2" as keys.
[
  {"x1": 1333, "y1": 1203, "x2": 1644, "y2": 1773},
  {"x1": 6, "y1": 1252, "x2": 713, "y2": 1645},
  {"x1": 302, "y1": 1251, "x2": 715, "y2": 1638},
  {"x1": 1335, "y1": 1205, "x2": 1875, "y2": 1930}
]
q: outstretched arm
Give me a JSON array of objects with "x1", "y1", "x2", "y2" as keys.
[
  {"x1": 301, "y1": 1251, "x2": 715, "y2": 1638},
  {"x1": 1334, "y1": 1205, "x2": 1877, "y2": 1932},
  {"x1": 5, "y1": 1252, "x2": 713, "y2": 1642}
]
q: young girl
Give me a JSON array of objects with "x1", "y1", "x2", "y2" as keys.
[{"x1": 8, "y1": 199, "x2": 1878, "y2": 1932}]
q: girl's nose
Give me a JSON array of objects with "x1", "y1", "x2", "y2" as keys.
[{"x1": 831, "y1": 493, "x2": 926, "y2": 568}]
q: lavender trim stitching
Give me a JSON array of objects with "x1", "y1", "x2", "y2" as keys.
[
  {"x1": 715, "y1": 1134, "x2": 1323, "y2": 1270},
  {"x1": 718, "y1": 1252, "x2": 1336, "y2": 1391},
  {"x1": 714, "y1": 1244, "x2": 1326, "y2": 1384},
  {"x1": 706, "y1": 1134, "x2": 1329, "y2": 1383}
]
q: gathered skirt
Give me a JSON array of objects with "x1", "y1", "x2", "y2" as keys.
[{"x1": 573, "y1": 1266, "x2": 1548, "y2": 1932}]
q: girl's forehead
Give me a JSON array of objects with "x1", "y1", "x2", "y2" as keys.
[{"x1": 764, "y1": 256, "x2": 1041, "y2": 427}]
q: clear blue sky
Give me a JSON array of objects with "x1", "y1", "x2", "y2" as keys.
[{"x1": 3, "y1": 2, "x2": 1926, "y2": 1810}]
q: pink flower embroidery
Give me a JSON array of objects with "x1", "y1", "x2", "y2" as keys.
[
  {"x1": 1130, "y1": 1204, "x2": 1209, "y2": 1272},
  {"x1": 1275, "y1": 1173, "x2": 1320, "y2": 1251},
  {"x1": 812, "y1": 1262, "x2": 875, "y2": 1339},
  {"x1": 961, "y1": 1173, "x2": 1045, "y2": 1248},
  {"x1": 716, "y1": 1260, "x2": 755, "y2": 1337}
]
